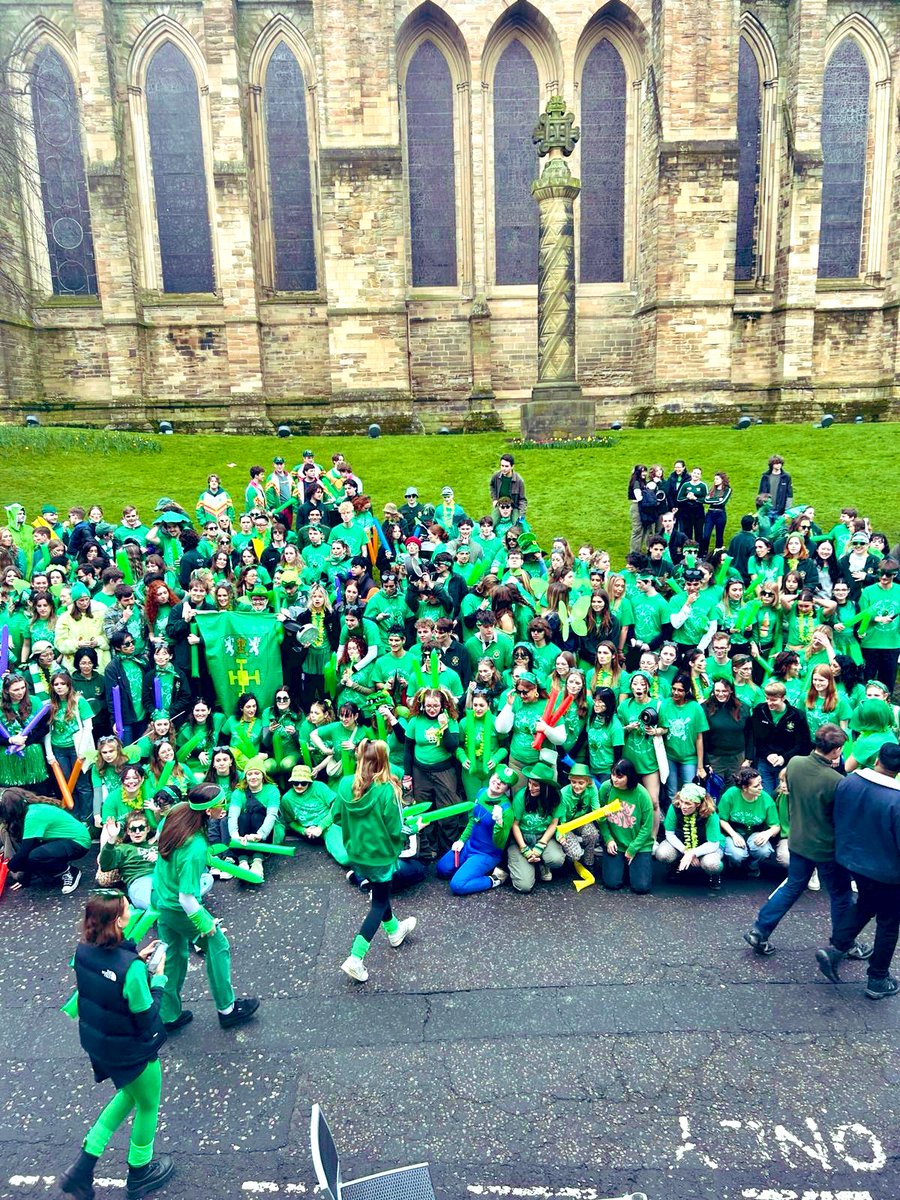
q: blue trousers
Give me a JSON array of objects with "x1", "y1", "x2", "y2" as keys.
[
  {"x1": 755, "y1": 849, "x2": 853, "y2": 940},
  {"x1": 436, "y1": 843, "x2": 502, "y2": 895},
  {"x1": 664, "y1": 759, "x2": 697, "y2": 808}
]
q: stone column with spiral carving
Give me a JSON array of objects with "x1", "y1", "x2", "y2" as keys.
[{"x1": 523, "y1": 96, "x2": 591, "y2": 439}]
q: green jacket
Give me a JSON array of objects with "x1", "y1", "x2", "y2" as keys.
[{"x1": 331, "y1": 778, "x2": 405, "y2": 867}]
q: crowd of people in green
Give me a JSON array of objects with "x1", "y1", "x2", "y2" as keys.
[{"x1": 2, "y1": 445, "x2": 899, "y2": 1198}]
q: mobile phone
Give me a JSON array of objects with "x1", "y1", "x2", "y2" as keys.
[{"x1": 145, "y1": 941, "x2": 168, "y2": 974}]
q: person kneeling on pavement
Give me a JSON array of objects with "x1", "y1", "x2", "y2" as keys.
[
  {"x1": 717, "y1": 766, "x2": 781, "y2": 877},
  {"x1": 653, "y1": 783, "x2": 724, "y2": 890},
  {"x1": 437, "y1": 766, "x2": 515, "y2": 894},
  {"x1": 507, "y1": 763, "x2": 566, "y2": 893}
]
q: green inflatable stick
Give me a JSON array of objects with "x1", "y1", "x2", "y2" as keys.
[
  {"x1": 208, "y1": 854, "x2": 262, "y2": 884},
  {"x1": 177, "y1": 729, "x2": 206, "y2": 763},
  {"x1": 228, "y1": 840, "x2": 295, "y2": 856},
  {"x1": 124, "y1": 906, "x2": 160, "y2": 942},
  {"x1": 415, "y1": 800, "x2": 474, "y2": 827}
]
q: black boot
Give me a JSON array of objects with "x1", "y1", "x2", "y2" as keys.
[
  {"x1": 126, "y1": 1155, "x2": 175, "y2": 1198},
  {"x1": 60, "y1": 1148, "x2": 99, "y2": 1200}
]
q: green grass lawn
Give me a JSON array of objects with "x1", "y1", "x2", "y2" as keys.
[{"x1": 5, "y1": 423, "x2": 898, "y2": 562}]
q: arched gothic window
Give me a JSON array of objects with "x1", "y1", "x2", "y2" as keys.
[
  {"x1": 145, "y1": 42, "x2": 215, "y2": 293},
  {"x1": 735, "y1": 37, "x2": 761, "y2": 283},
  {"x1": 492, "y1": 39, "x2": 539, "y2": 286},
  {"x1": 819, "y1": 39, "x2": 869, "y2": 280},
  {"x1": 404, "y1": 39, "x2": 457, "y2": 288},
  {"x1": 264, "y1": 41, "x2": 317, "y2": 291},
  {"x1": 579, "y1": 38, "x2": 626, "y2": 283},
  {"x1": 29, "y1": 45, "x2": 97, "y2": 296}
]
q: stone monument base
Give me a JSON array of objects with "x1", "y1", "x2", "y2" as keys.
[{"x1": 521, "y1": 385, "x2": 594, "y2": 441}]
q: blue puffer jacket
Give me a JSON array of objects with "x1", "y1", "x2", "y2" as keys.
[{"x1": 833, "y1": 770, "x2": 900, "y2": 885}]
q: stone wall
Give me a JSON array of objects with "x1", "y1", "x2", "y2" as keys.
[{"x1": 0, "y1": 0, "x2": 898, "y2": 431}]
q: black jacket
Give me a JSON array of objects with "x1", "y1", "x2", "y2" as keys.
[
  {"x1": 746, "y1": 702, "x2": 811, "y2": 763},
  {"x1": 103, "y1": 654, "x2": 148, "y2": 725},
  {"x1": 75, "y1": 940, "x2": 166, "y2": 1085}
]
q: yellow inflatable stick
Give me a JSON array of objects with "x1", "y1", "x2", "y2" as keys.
[
  {"x1": 572, "y1": 860, "x2": 595, "y2": 891},
  {"x1": 556, "y1": 798, "x2": 621, "y2": 837}
]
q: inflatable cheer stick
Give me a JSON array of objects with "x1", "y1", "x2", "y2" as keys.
[
  {"x1": 67, "y1": 757, "x2": 84, "y2": 795},
  {"x1": 532, "y1": 694, "x2": 574, "y2": 751},
  {"x1": 402, "y1": 801, "x2": 433, "y2": 819},
  {"x1": 50, "y1": 760, "x2": 75, "y2": 811},
  {"x1": 412, "y1": 801, "x2": 474, "y2": 829},
  {"x1": 177, "y1": 729, "x2": 206, "y2": 763},
  {"x1": 190, "y1": 622, "x2": 200, "y2": 677},
  {"x1": 208, "y1": 854, "x2": 262, "y2": 884},
  {"x1": 556, "y1": 799, "x2": 622, "y2": 837},
  {"x1": 5, "y1": 702, "x2": 50, "y2": 755},
  {"x1": 228, "y1": 840, "x2": 296, "y2": 857},
  {"x1": 572, "y1": 860, "x2": 595, "y2": 892},
  {"x1": 0, "y1": 624, "x2": 9, "y2": 675},
  {"x1": 124, "y1": 906, "x2": 160, "y2": 943},
  {"x1": 112, "y1": 685, "x2": 124, "y2": 740}
]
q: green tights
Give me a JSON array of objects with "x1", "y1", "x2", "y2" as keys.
[{"x1": 83, "y1": 1059, "x2": 161, "y2": 1168}]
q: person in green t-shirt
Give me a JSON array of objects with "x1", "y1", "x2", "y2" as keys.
[
  {"x1": 281, "y1": 763, "x2": 349, "y2": 867},
  {"x1": 4, "y1": 790, "x2": 91, "y2": 893},
  {"x1": 227, "y1": 756, "x2": 284, "y2": 882},
  {"x1": 46, "y1": 669, "x2": 95, "y2": 821},
  {"x1": 858, "y1": 561, "x2": 900, "y2": 690},
  {"x1": 596, "y1": 759, "x2": 655, "y2": 893},
  {"x1": 507, "y1": 762, "x2": 567, "y2": 892},
  {"x1": 659, "y1": 673, "x2": 709, "y2": 808},
  {"x1": 652, "y1": 782, "x2": 724, "y2": 888},
  {"x1": 718, "y1": 766, "x2": 780, "y2": 876},
  {"x1": 494, "y1": 671, "x2": 567, "y2": 786},
  {"x1": 556, "y1": 764, "x2": 601, "y2": 868},
  {"x1": 401, "y1": 688, "x2": 463, "y2": 858},
  {"x1": 332, "y1": 740, "x2": 415, "y2": 983},
  {"x1": 803, "y1": 665, "x2": 852, "y2": 738},
  {"x1": 152, "y1": 785, "x2": 259, "y2": 1031}
]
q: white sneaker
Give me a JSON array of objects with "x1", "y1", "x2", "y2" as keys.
[
  {"x1": 239, "y1": 857, "x2": 250, "y2": 872},
  {"x1": 807, "y1": 869, "x2": 820, "y2": 892},
  {"x1": 388, "y1": 917, "x2": 417, "y2": 948},
  {"x1": 490, "y1": 867, "x2": 508, "y2": 885},
  {"x1": 539, "y1": 865, "x2": 553, "y2": 882},
  {"x1": 60, "y1": 867, "x2": 82, "y2": 895},
  {"x1": 250, "y1": 856, "x2": 265, "y2": 881},
  {"x1": 341, "y1": 955, "x2": 368, "y2": 982}
]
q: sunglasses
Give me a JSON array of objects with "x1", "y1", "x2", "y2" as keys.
[
  {"x1": 761, "y1": 592, "x2": 774, "y2": 598},
  {"x1": 128, "y1": 824, "x2": 148, "y2": 833},
  {"x1": 90, "y1": 888, "x2": 123, "y2": 900},
  {"x1": 98, "y1": 735, "x2": 120, "y2": 746}
]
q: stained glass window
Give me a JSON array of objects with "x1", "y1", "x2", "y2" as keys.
[
  {"x1": 145, "y1": 42, "x2": 215, "y2": 293},
  {"x1": 735, "y1": 38, "x2": 761, "y2": 282},
  {"x1": 30, "y1": 46, "x2": 97, "y2": 296},
  {"x1": 819, "y1": 39, "x2": 869, "y2": 279},
  {"x1": 404, "y1": 40, "x2": 457, "y2": 287},
  {"x1": 579, "y1": 39, "x2": 626, "y2": 283},
  {"x1": 265, "y1": 42, "x2": 317, "y2": 291},
  {"x1": 493, "y1": 39, "x2": 539, "y2": 285}
]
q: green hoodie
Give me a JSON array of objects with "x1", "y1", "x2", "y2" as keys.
[{"x1": 331, "y1": 777, "x2": 405, "y2": 868}]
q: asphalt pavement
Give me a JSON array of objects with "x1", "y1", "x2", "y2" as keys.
[{"x1": 1, "y1": 843, "x2": 898, "y2": 1200}]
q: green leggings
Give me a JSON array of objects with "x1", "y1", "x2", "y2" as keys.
[
  {"x1": 156, "y1": 907, "x2": 235, "y2": 1023},
  {"x1": 84, "y1": 1059, "x2": 161, "y2": 1168}
]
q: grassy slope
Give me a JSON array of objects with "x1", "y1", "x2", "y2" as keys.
[{"x1": 8, "y1": 424, "x2": 898, "y2": 563}]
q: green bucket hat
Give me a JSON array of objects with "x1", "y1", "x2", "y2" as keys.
[{"x1": 568, "y1": 763, "x2": 592, "y2": 778}]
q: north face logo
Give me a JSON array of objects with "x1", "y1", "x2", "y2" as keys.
[{"x1": 101, "y1": 969, "x2": 117, "y2": 982}]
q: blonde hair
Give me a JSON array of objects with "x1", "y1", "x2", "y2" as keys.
[{"x1": 352, "y1": 739, "x2": 401, "y2": 802}]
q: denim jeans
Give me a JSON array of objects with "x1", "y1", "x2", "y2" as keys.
[
  {"x1": 601, "y1": 848, "x2": 653, "y2": 894},
  {"x1": 757, "y1": 759, "x2": 783, "y2": 799},
  {"x1": 755, "y1": 849, "x2": 853, "y2": 940},
  {"x1": 664, "y1": 759, "x2": 697, "y2": 809},
  {"x1": 724, "y1": 832, "x2": 775, "y2": 868}
]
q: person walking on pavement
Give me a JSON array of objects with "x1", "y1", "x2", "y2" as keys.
[
  {"x1": 743, "y1": 725, "x2": 872, "y2": 962},
  {"x1": 816, "y1": 742, "x2": 900, "y2": 1000}
]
